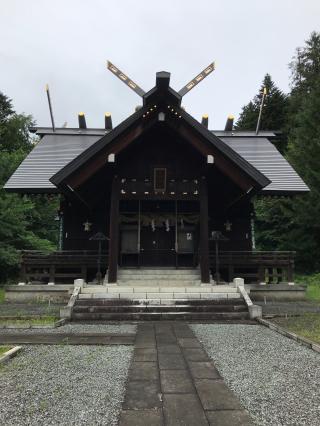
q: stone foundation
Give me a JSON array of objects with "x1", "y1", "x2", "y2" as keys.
[
  {"x1": 248, "y1": 284, "x2": 306, "y2": 301},
  {"x1": 5, "y1": 285, "x2": 73, "y2": 303}
]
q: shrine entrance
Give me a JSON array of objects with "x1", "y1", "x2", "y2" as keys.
[{"x1": 119, "y1": 200, "x2": 199, "y2": 267}]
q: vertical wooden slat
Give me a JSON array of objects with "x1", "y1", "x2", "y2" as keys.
[
  {"x1": 49, "y1": 265, "x2": 55, "y2": 283},
  {"x1": 81, "y1": 265, "x2": 87, "y2": 281},
  {"x1": 199, "y1": 177, "x2": 210, "y2": 283},
  {"x1": 108, "y1": 176, "x2": 120, "y2": 283},
  {"x1": 20, "y1": 262, "x2": 26, "y2": 283},
  {"x1": 258, "y1": 265, "x2": 265, "y2": 283},
  {"x1": 288, "y1": 259, "x2": 294, "y2": 282}
]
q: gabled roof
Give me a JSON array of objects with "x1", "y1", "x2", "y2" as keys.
[
  {"x1": 48, "y1": 105, "x2": 270, "y2": 190},
  {"x1": 3, "y1": 71, "x2": 308, "y2": 194},
  {"x1": 4, "y1": 127, "x2": 308, "y2": 194}
]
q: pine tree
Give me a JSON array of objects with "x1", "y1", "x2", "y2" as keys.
[
  {"x1": 285, "y1": 32, "x2": 320, "y2": 270},
  {"x1": 236, "y1": 75, "x2": 288, "y2": 154},
  {"x1": 250, "y1": 32, "x2": 320, "y2": 272}
]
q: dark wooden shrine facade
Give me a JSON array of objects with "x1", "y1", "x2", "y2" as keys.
[
  {"x1": 57, "y1": 122, "x2": 259, "y2": 283},
  {"x1": 6, "y1": 70, "x2": 308, "y2": 284}
]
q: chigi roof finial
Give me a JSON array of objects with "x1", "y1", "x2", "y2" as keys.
[{"x1": 106, "y1": 60, "x2": 216, "y2": 100}]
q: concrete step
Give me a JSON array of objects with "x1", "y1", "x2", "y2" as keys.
[
  {"x1": 73, "y1": 304, "x2": 248, "y2": 313},
  {"x1": 76, "y1": 298, "x2": 246, "y2": 306},
  {"x1": 117, "y1": 276, "x2": 201, "y2": 282},
  {"x1": 118, "y1": 268, "x2": 200, "y2": 275},
  {"x1": 81, "y1": 285, "x2": 238, "y2": 294},
  {"x1": 117, "y1": 271, "x2": 201, "y2": 276},
  {"x1": 117, "y1": 280, "x2": 202, "y2": 286},
  {"x1": 71, "y1": 311, "x2": 249, "y2": 321},
  {"x1": 79, "y1": 292, "x2": 240, "y2": 300}
]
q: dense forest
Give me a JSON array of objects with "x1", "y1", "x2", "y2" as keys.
[
  {"x1": 0, "y1": 32, "x2": 319, "y2": 283},
  {"x1": 236, "y1": 31, "x2": 320, "y2": 273},
  {"x1": 0, "y1": 98, "x2": 58, "y2": 282}
]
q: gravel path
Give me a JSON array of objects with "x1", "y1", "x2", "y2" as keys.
[
  {"x1": 0, "y1": 323, "x2": 137, "y2": 334},
  {"x1": 191, "y1": 324, "x2": 320, "y2": 426},
  {"x1": 0, "y1": 345, "x2": 133, "y2": 426}
]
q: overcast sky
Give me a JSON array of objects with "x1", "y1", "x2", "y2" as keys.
[{"x1": 1, "y1": 0, "x2": 319, "y2": 129}]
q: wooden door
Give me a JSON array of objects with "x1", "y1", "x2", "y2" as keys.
[{"x1": 140, "y1": 227, "x2": 175, "y2": 266}]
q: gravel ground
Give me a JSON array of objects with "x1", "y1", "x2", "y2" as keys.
[
  {"x1": 0, "y1": 345, "x2": 133, "y2": 426},
  {"x1": 0, "y1": 323, "x2": 137, "y2": 334},
  {"x1": 191, "y1": 324, "x2": 320, "y2": 426}
]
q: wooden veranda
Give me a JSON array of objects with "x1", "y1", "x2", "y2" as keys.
[{"x1": 19, "y1": 249, "x2": 295, "y2": 285}]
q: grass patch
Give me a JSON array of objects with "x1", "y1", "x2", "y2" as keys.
[
  {"x1": 0, "y1": 346, "x2": 12, "y2": 356},
  {"x1": 0, "y1": 316, "x2": 57, "y2": 327},
  {"x1": 295, "y1": 273, "x2": 320, "y2": 302},
  {"x1": 0, "y1": 288, "x2": 5, "y2": 304},
  {"x1": 272, "y1": 313, "x2": 320, "y2": 344}
]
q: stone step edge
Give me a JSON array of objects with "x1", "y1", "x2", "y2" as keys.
[
  {"x1": 82, "y1": 286, "x2": 237, "y2": 293},
  {"x1": 78, "y1": 293, "x2": 241, "y2": 300},
  {"x1": 116, "y1": 277, "x2": 202, "y2": 281},
  {"x1": 72, "y1": 312, "x2": 249, "y2": 318}
]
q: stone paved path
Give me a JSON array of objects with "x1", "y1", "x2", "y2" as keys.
[{"x1": 119, "y1": 322, "x2": 253, "y2": 426}]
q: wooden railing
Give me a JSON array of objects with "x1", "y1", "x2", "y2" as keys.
[
  {"x1": 20, "y1": 250, "x2": 108, "y2": 284},
  {"x1": 20, "y1": 249, "x2": 295, "y2": 284},
  {"x1": 209, "y1": 251, "x2": 295, "y2": 284}
]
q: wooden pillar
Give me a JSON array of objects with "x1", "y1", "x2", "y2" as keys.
[
  {"x1": 108, "y1": 176, "x2": 120, "y2": 283},
  {"x1": 288, "y1": 257, "x2": 294, "y2": 282},
  {"x1": 199, "y1": 177, "x2": 210, "y2": 283}
]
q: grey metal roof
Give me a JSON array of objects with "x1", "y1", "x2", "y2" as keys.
[
  {"x1": 4, "y1": 128, "x2": 309, "y2": 194},
  {"x1": 4, "y1": 134, "x2": 102, "y2": 192},
  {"x1": 220, "y1": 137, "x2": 309, "y2": 193}
]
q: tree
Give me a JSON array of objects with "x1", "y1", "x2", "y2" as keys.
[
  {"x1": 285, "y1": 42, "x2": 320, "y2": 270},
  {"x1": 0, "y1": 92, "x2": 58, "y2": 283},
  {"x1": 289, "y1": 31, "x2": 320, "y2": 94},
  {"x1": 0, "y1": 92, "x2": 14, "y2": 124},
  {"x1": 236, "y1": 74, "x2": 289, "y2": 153},
  {"x1": 0, "y1": 92, "x2": 34, "y2": 154},
  {"x1": 239, "y1": 32, "x2": 320, "y2": 272}
]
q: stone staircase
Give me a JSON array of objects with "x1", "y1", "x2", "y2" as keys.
[
  {"x1": 71, "y1": 268, "x2": 250, "y2": 321},
  {"x1": 115, "y1": 267, "x2": 203, "y2": 287}
]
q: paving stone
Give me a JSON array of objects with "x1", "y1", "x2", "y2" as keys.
[
  {"x1": 123, "y1": 380, "x2": 162, "y2": 409},
  {"x1": 173, "y1": 327, "x2": 195, "y2": 338},
  {"x1": 195, "y1": 379, "x2": 242, "y2": 410},
  {"x1": 156, "y1": 334, "x2": 177, "y2": 345},
  {"x1": 158, "y1": 353, "x2": 186, "y2": 370},
  {"x1": 129, "y1": 362, "x2": 159, "y2": 381},
  {"x1": 182, "y1": 348, "x2": 210, "y2": 362},
  {"x1": 178, "y1": 337, "x2": 201, "y2": 348},
  {"x1": 189, "y1": 362, "x2": 221, "y2": 379},
  {"x1": 206, "y1": 409, "x2": 253, "y2": 425},
  {"x1": 119, "y1": 409, "x2": 164, "y2": 426},
  {"x1": 157, "y1": 344, "x2": 181, "y2": 354},
  {"x1": 163, "y1": 393, "x2": 209, "y2": 426},
  {"x1": 155, "y1": 324, "x2": 173, "y2": 334},
  {"x1": 135, "y1": 339, "x2": 157, "y2": 348},
  {"x1": 160, "y1": 370, "x2": 194, "y2": 393},
  {"x1": 134, "y1": 348, "x2": 158, "y2": 362}
]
